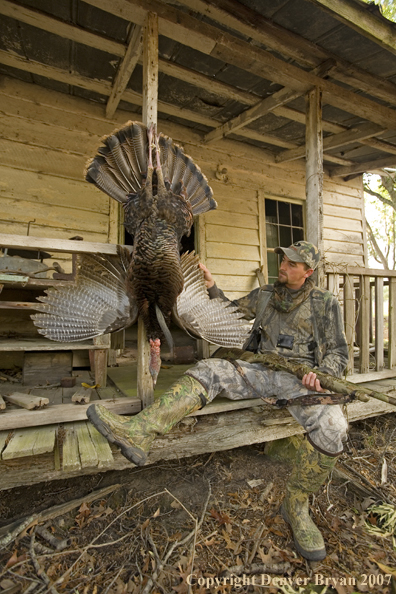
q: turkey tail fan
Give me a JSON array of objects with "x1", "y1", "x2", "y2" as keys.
[
  {"x1": 31, "y1": 250, "x2": 138, "y2": 342},
  {"x1": 158, "y1": 134, "x2": 217, "y2": 215},
  {"x1": 85, "y1": 121, "x2": 148, "y2": 204},
  {"x1": 173, "y1": 252, "x2": 251, "y2": 348}
]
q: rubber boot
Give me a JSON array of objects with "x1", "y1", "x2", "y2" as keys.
[
  {"x1": 280, "y1": 437, "x2": 338, "y2": 561},
  {"x1": 87, "y1": 375, "x2": 208, "y2": 466}
]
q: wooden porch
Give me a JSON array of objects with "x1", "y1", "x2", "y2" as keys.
[
  {"x1": 1, "y1": 361, "x2": 396, "y2": 492},
  {"x1": 1, "y1": 234, "x2": 396, "y2": 491}
]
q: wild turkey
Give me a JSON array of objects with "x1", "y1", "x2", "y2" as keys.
[{"x1": 32, "y1": 122, "x2": 250, "y2": 384}]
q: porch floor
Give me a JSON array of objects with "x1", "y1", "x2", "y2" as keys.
[{"x1": 0, "y1": 362, "x2": 396, "y2": 491}]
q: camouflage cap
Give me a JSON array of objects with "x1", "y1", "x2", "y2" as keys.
[{"x1": 274, "y1": 241, "x2": 320, "y2": 270}]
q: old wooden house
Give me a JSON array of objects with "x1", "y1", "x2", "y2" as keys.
[{"x1": 1, "y1": 0, "x2": 396, "y2": 489}]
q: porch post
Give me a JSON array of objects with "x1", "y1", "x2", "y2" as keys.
[
  {"x1": 305, "y1": 87, "x2": 324, "y2": 287},
  {"x1": 138, "y1": 11, "x2": 158, "y2": 407}
]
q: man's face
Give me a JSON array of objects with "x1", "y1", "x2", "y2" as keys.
[{"x1": 278, "y1": 255, "x2": 313, "y2": 289}]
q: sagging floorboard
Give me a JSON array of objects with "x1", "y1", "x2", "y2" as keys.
[{"x1": 1, "y1": 388, "x2": 395, "y2": 491}]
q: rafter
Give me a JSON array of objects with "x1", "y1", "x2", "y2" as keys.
[
  {"x1": 276, "y1": 122, "x2": 386, "y2": 164},
  {"x1": 331, "y1": 155, "x2": 396, "y2": 178},
  {"x1": 176, "y1": 0, "x2": 396, "y2": 106},
  {"x1": 204, "y1": 59, "x2": 335, "y2": 144},
  {"x1": 106, "y1": 24, "x2": 143, "y2": 118},
  {"x1": 81, "y1": 0, "x2": 396, "y2": 131},
  {"x1": 0, "y1": 49, "x2": 354, "y2": 166}
]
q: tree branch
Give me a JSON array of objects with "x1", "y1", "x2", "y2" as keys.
[{"x1": 366, "y1": 218, "x2": 389, "y2": 269}]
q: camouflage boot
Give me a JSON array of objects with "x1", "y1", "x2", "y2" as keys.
[
  {"x1": 87, "y1": 375, "x2": 207, "y2": 466},
  {"x1": 280, "y1": 437, "x2": 338, "y2": 561}
]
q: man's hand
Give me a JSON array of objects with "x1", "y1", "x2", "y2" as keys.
[
  {"x1": 302, "y1": 371, "x2": 324, "y2": 392},
  {"x1": 199, "y1": 262, "x2": 215, "y2": 289}
]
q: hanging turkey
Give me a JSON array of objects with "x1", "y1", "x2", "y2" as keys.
[{"x1": 31, "y1": 121, "x2": 250, "y2": 385}]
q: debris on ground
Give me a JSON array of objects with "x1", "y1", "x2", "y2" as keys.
[{"x1": 1, "y1": 413, "x2": 396, "y2": 593}]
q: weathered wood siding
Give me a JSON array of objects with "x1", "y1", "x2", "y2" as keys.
[{"x1": 0, "y1": 76, "x2": 365, "y2": 298}]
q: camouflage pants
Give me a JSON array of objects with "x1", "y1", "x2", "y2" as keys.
[{"x1": 186, "y1": 358, "x2": 348, "y2": 456}]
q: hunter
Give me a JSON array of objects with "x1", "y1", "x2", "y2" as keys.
[{"x1": 87, "y1": 240, "x2": 349, "y2": 561}]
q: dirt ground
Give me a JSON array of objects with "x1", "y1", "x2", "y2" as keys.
[{"x1": 1, "y1": 411, "x2": 396, "y2": 594}]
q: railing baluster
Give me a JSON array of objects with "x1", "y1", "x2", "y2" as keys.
[
  {"x1": 375, "y1": 276, "x2": 384, "y2": 371},
  {"x1": 389, "y1": 277, "x2": 396, "y2": 369},
  {"x1": 343, "y1": 274, "x2": 355, "y2": 375},
  {"x1": 359, "y1": 275, "x2": 370, "y2": 374}
]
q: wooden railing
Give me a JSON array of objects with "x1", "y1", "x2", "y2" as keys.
[{"x1": 326, "y1": 267, "x2": 396, "y2": 378}]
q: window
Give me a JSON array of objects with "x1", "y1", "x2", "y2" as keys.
[{"x1": 265, "y1": 198, "x2": 304, "y2": 284}]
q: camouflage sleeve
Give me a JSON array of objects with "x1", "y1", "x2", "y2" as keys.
[
  {"x1": 208, "y1": 284, "x2": 260, "y2": 321},
  {"x1": 316, "y1": 295, "x2": 349, "y2": 378}
]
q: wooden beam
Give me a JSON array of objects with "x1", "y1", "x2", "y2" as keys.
[
  {"x1": 204, "y1": 60, "x2": 334, "y2": 143},
  {"x1": 0, "y1": 0, "x2": 125, "y2": 56},
  {"x1": 276, "y1": 122, "x2": 386, "y2": 164},
  {"x1": 82, "y1": 0, "x2": 396, "y2": 132},
  {"x1": 204, "y1": 87, "x2": 301, "y2": 144},
  {"x1": 0, "y1": 397, "x2": 141, "y2": 431},
  {"x1": 307, "y1": 0, "x2": 396, "y2": 56},
  {"x1": 176, "y1": 0, "x2": 396, "y2": 107},
  {"x1": 139, "y1": 11, "x2": 158, "y2": 408},
  {"x1": 331, "y1": 155, "x2": 396, "y2": 178},
  {"x1": 305, "y1": 88, "x2": 324, "y2": 286},
  {"x1": 106, "y1": 24, "x2": 143, "y2": 118}
]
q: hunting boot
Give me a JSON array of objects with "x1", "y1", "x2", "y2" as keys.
[
  {"x1": 87, "y1": 375, "x2": 208, "y2": 466},
  {"x1": 280, "y1": 437, "x2": 338, "y2": 561}
]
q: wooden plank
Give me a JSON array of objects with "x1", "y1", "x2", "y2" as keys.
[
  {"x1": 62, "y1": 423, "x2": 81, "y2": 472},
  {"x1": 375, "y1": 277, "x2": 384, "y2": 372},
  {"x1": 389, "y1": 277, "x2": 396, "y2": 369},
  {"x1": 1, "y1": 395, "x2": 395, "y2": 490},
  {"x1": 177, "y1": 0, "x2": 396, "y2": 107},
  {"x1": 76, "y1": 421, "x2": 99, "y2": 469},
  {"x1": 3, "y1": 393, "x2": 49, "y2": 410},
  {"x1": 203, "y1": 210, "x2": 257, "y2": 229},
  {"x1": 324, "y1": 215, "x2": 363, "y2": 232},
  {"x1": 305, "y1": 87, "x2": 324, "y2": 286},
  {"x1": 308, "y1": 0, "x2": 396, "y2": 56},
  {"x1": 257, "y1": 190, "x2": 268, "y2": 285},
  {"x1": 138, "y1": 11, "x2": 158, "y2": 409},
  {"x1": 206, "y1": 224, "x2": 259, "y2": 246},
  {"x1": 277, "y1": 122, "x2": 385, "y2": 163},
  {"x1": 32, "y1": 424, "x2": 57, "y2": 455},
  {"x1": 0, "y1": 0, "x2": 125, "y2": 57},
  {"x1": 206, "y1": 242, "x2": 260, "y2": 261},
  {"x1": 331, "y1": 155, "x2": 396, "y2": 178},
  {"x1": 0, "y1": 339, "x2": 108, "y2": 352},
  {"x1": 358, "y1": 275, "x2": 371, "y2": 374},
  {"x1": 86, "y1": 0, "x2": 396, "y2": 130},
  {"x1": 72, "y1": 388, "x2": 91, "y2": 404},
  {"x1": 0, "y1": 430, "x2": 9, "y2": 454},
  {"x1": 2, "y1": 427, "x2": 40, "y2": 459},
  {"x1": 343, "y1": 274, "x2": 355, "y2": 375},
  {"x1": 23, "y1": 351, "x2": 72, "y2": 386},
  {"x1": 87, "y1": 423, "x2": 113, "y2": 468},
  {"x1": 106, "y1": 25, "x2": 143, "y2": 118},
  {"x1": 0, "y1": 233, "x2": 122, "y2": 255},
  {"x1": 0, "y1": 396, "x2": 5, "y2": 411},
  {"x1": 0, "y1": 397, "x2": 141, "y2": 431},
  {"x1": 204, "y1": 87, "x2": 301, "y2": 144}
]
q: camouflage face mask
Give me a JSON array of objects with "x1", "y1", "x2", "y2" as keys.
[{"x1": 271, "y1": 277, "x2": 315, "y2": 313}]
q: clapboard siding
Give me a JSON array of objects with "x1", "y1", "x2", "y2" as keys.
[{"x1": 0, "y1": 76, "x2": 366, "y2": 301}]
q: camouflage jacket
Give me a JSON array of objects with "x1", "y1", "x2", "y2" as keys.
[{"x1": 208, "y1": 282, "x2": 349, "y2": 378}]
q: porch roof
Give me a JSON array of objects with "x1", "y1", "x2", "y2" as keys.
[{"x1": 1, "y1": 0, "x2": 396, "y2": 179}]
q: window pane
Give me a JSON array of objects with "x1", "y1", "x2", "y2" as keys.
[
  {"x1": 265, "y1": 199, "x2": 277, "y2": 222},
  {"x1": 292, "y1": 204, "x2": 303, "y2": 227},
  {"x1": 292, "y1": 227, "x2": 304, "y2": 243},
  {"x1": 278, "y1": 202, "x2": 291, "y2": 226},
  {"x1": 266, "y1": 223, "x2": 278, "y2": 247},
  {"x1": 279, "y1": 226, "x2": 292, "y2": 247},
  {"x1": 267, "y1": 252, "x2": 278, "y2": 283}
]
